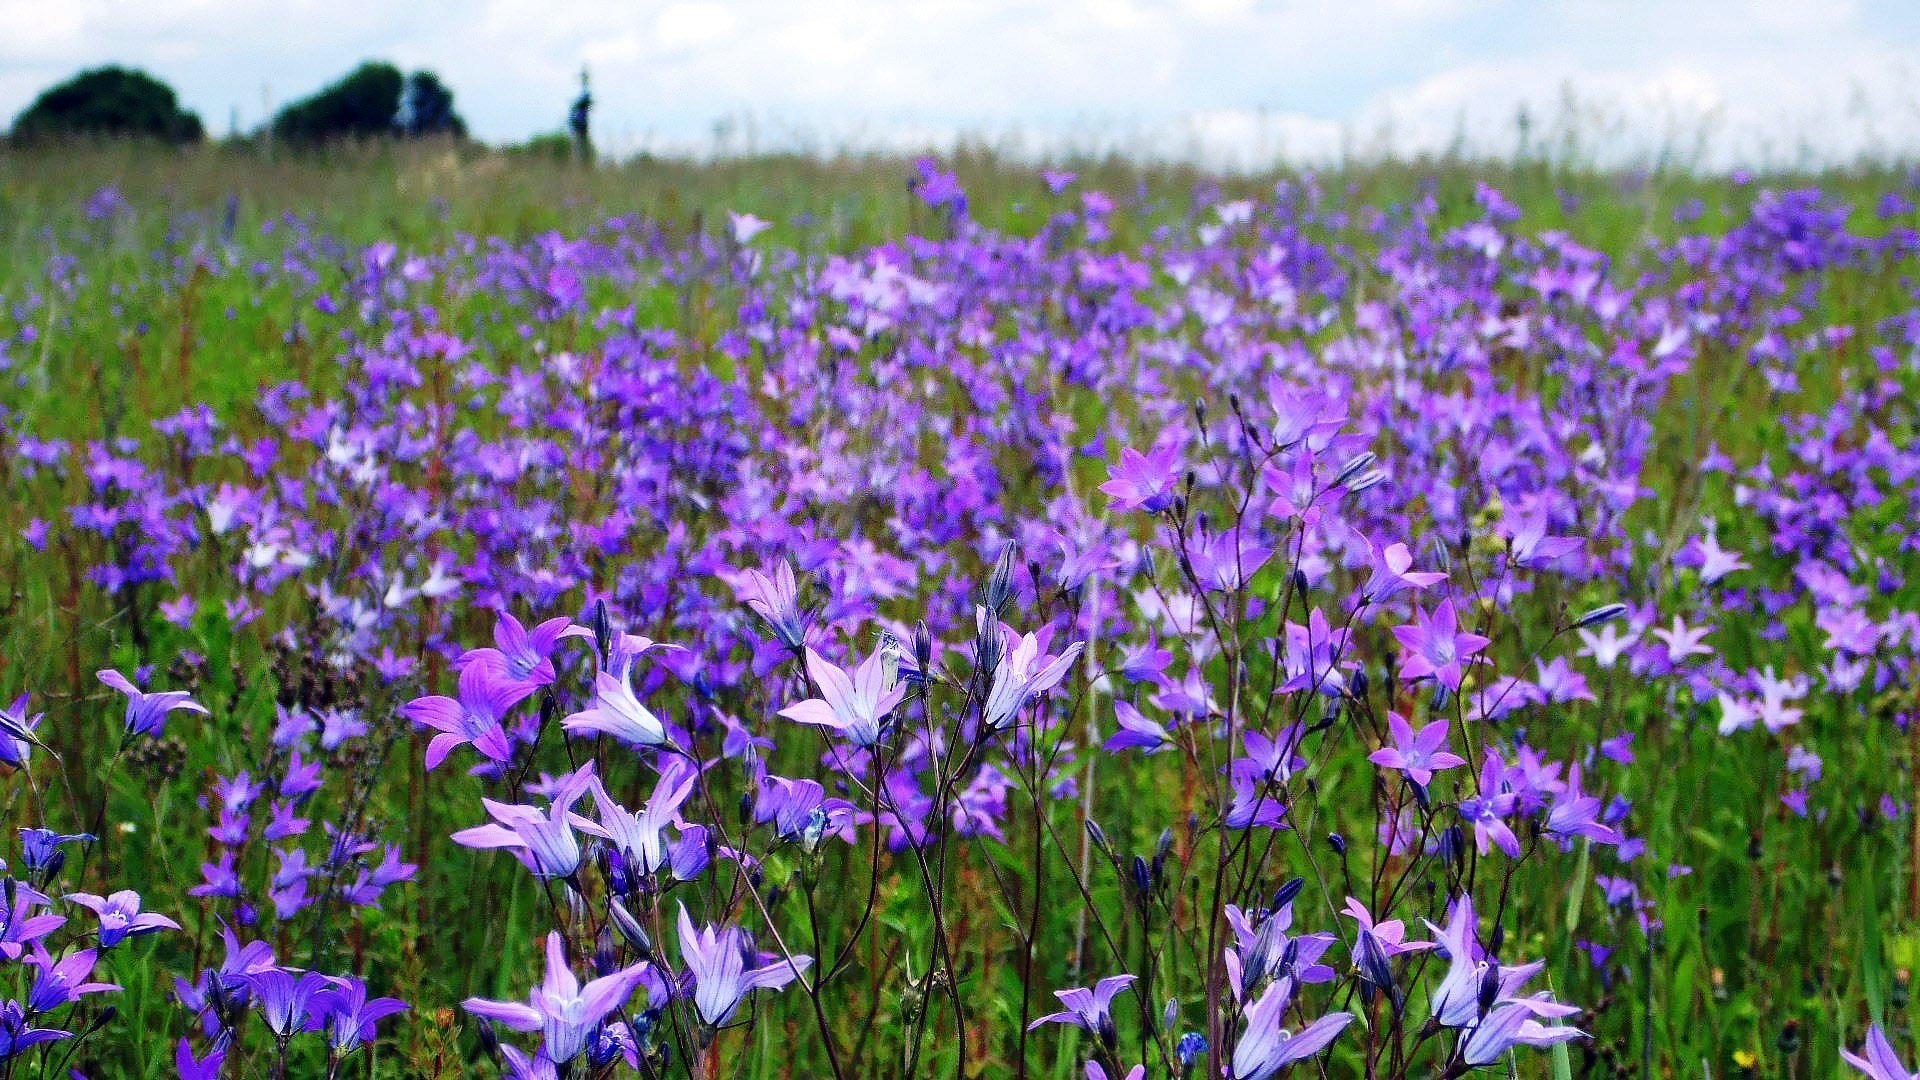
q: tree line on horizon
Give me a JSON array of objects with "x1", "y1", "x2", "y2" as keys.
[{"x1": 4, "y1": 62, "x2": 503, "y2": 149}]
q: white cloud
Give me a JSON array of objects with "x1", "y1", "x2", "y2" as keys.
[
  {"x1": 0, "y1": 0, "x2": 1915, "y2": 168},
  {"x1": 655, "y1": 4, "x2": 738, "y2": 52}
]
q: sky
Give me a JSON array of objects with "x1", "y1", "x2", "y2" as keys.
[{"x1": 2, "y1": 0, "x2": 1917, "y2": 168}]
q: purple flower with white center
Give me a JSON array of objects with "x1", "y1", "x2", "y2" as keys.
[
  {"x1": 461, "y1": 611, "x2": 579, "y2": 688},
  {"x1": 1103, "y1": 700, "x2": 1172, "y2": 754},
  {"x1": 0, "y1": 1001, "x2": 68, "y2": 1059},
  {"x1": 0, "y1": 695, "x2": 45, "y2": 770},
  {"x1": 1501, "y1": 505, "x2": 1581, "y2": 568},
  {"x1": 728, "y1": 210, "x2": 771, "y2": 243},
  {"x1": 451, "y1": 765, "x2": 605, "y2": 881},
  {"x1": 24, "y1": 945, "x2": 117, "y2": 1012},
  {"x1": 1460, "y1": 1001, "x2": 1585, "y2": 1065},
  {"x1": 1531, "y1": 656, "x2": 1594, "y2": 704},
  {"x1": 980, "y1": 624, "x2": 1085, "y2": 731},
  {"x1": 1458, "y1": 754, "x2": 1521, "y2": 857},
  {"x1": 98, "y1": 668, "x2": 207, "y2": 740},
  {"x1": 1114, "y1": 637, "x2": 1173, "y2": 686},
  {"x1": 561, "y1": 636, "x2": 670, "y2": 748},
  {"x1": 19, "y1": 829, "x2": 89, "y2": 883},
  {"x1": 1681, "y1": 532, "x2": 1749, "y2": 584},
  {"x1": 1225, "y1": 728, "x2": 1306, "y2": 830},
  {"x1": 589, "y1": 757, "x2": 699, "y2": 878},
  {"x1": 1262, "y1": 451, "x2": 1338, "y2": 527},
  {"x1": 1576, "y1": 623, "x2": 1640, "y2": 669},
  {"x1": 1392, "y1": 602, "x2": 1489, "y2": 691},
  {"x1": 0, "y1": 891, "x2": 63, "y2": 961},
  {"x1": 1544, "y1": 765, "x2": 1619, "y2": 846},
  {"x1": 731, "y1": 559, "x2": 810, "y2": 649},
  {"x1": 676, "y1": 903, "x2": 813, "y2": 1027},
  {"x1": 755, "y1": 776, "x2": 859, "y2": 849},
  {"x1": 1649, "y1": 615, "x2": 1715, "y2": 664},
  {"x1": 1026, "y1": 973, "x2": 1136, "y2": 1046},
  {"x1": 1845, "y1": 1025, "x2": 1919, "y2": 1080},
  {"x1": 1228, "y1": 977, "x2": 1354, "y2": 1080},
  {"x1": 317, "y1": 707, "x2": 367, "y2": 750},
  {"x1": 245, "y1": 967, "x2": 335, "y2": 1038},
  {"x1": 1280, "y1": 610, "x2": 1350, "y2": 696},
  {"x1": 1753, "y1": 666, "x2": 1808, "y2": 732},
  {"x1": 66, "y1": 890, "x2": 179, "y2": 948},
  {"x1": 1367, "y1": 712, "x2": 1466, "y2": 788},
  {"x1": 1362, "y1": 539, "x2": 1447, "y2": 603},
  {"x1": 309, "y1": 976, "x2": 408, "y2": 1052},
  {"x1": 402, "y1": 660, "x2": 527, "y2": 771},
  {"x1": 1099, "y1": 445, "x2": 1181, "y2": 512},
  {"x1": 779, "y1": 645, "x2": 906, "y2": 747}
]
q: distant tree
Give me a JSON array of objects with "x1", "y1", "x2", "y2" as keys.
[
  {"x1": 272, "y1": 62, "x2": 465, "y2": 145},
  {"x1": 398, "y1": 71, "x2": 466, "y2": 138},
  {"x1": 10, "y1": 66, "x2": 204, "y2": 145},
  {"x1": 272, "y1": 61, "x2": 405, "y2": 144}
]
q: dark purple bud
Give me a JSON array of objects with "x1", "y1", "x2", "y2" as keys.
[
  {"x1": 1356, "y1": 929, "x2": 1397, "y2": 995},
  {"x1": 985, "y1": 543, "x2": 1017, "y2": 615},
  {"x1": 1477, "y1": 961, "x2": 1502, "y2": 1016},
  {"x1": 609, "y1": 898, "x2": 653, "y2": 958},
  {"x1": 594, "y1": 925, "x2": 619, "y2": 976},
  {"x1": 1271, "y1": 876, "x2": 1305, "y2": 911},
  {"x1": 591, "y1": 600, "x2": 613, "y2": 660},
  {"x1": 474, "y1": 1017, "x2": 501, "y2": 1058},
  {"x1": 913, "y1": 620, "x2": 934, "y2": 683},
  {"x1": 1346, "y1": 468, "x2": 1386, "y2": 494},
  {"x1": 1130, "y1": 854, "x2": 1151, "y2": 895},
  {"x1": 1572, "y1": 603, "x2": 1628, "y2": 629},
  {"x1": 1333, "y1": 451, "x2": 1377, "y2": 487},
  {"x1": 1085, "y1": 819, "x2": 1113, "y2": 860},
  {"x1": 1327, "y1": 831, "x2": 1347, "y2": 855}
]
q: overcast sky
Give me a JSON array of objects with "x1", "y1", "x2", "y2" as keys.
[{"x1": 2, "y1": 0, "x2": 1916, "y2": 167}]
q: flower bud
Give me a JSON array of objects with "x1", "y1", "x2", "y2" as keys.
[{"x1": 1572, "y1": 602, "x2": 1628, "y2": 629}]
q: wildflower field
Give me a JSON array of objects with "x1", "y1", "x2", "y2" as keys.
[{"x1": 0, "y1": 144, "x2": 1917, "y2": 1078}]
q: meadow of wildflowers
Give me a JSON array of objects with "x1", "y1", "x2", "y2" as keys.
[{"x1": 0, "y1": 147, "x2": 1917, "y2": 1077}]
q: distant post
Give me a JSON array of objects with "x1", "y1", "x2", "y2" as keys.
[{"x1": 569, "y1": 67, "x2": 594, "y2": 162}]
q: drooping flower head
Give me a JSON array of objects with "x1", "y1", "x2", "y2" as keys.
[
  {"x1": 463, "y1": 932, "x2": 646, "y2": 1065},
  {"x1": 98, "y1": 669, "x2": 207, "y2": 741},
  {"x1": 1026, "y1": 973, "x2": 1137, "y2": 1046},
  {"x1": 676, "y1": 904, "x2": 812, "y2": 1028}
]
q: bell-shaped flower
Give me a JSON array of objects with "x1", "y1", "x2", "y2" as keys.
[
  {"x1": 462, "y1": 932, "x2": 648, "y2": 1065},
  {"x1": 779, "y1": 646, "x2": 906, "y2": 747}
]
